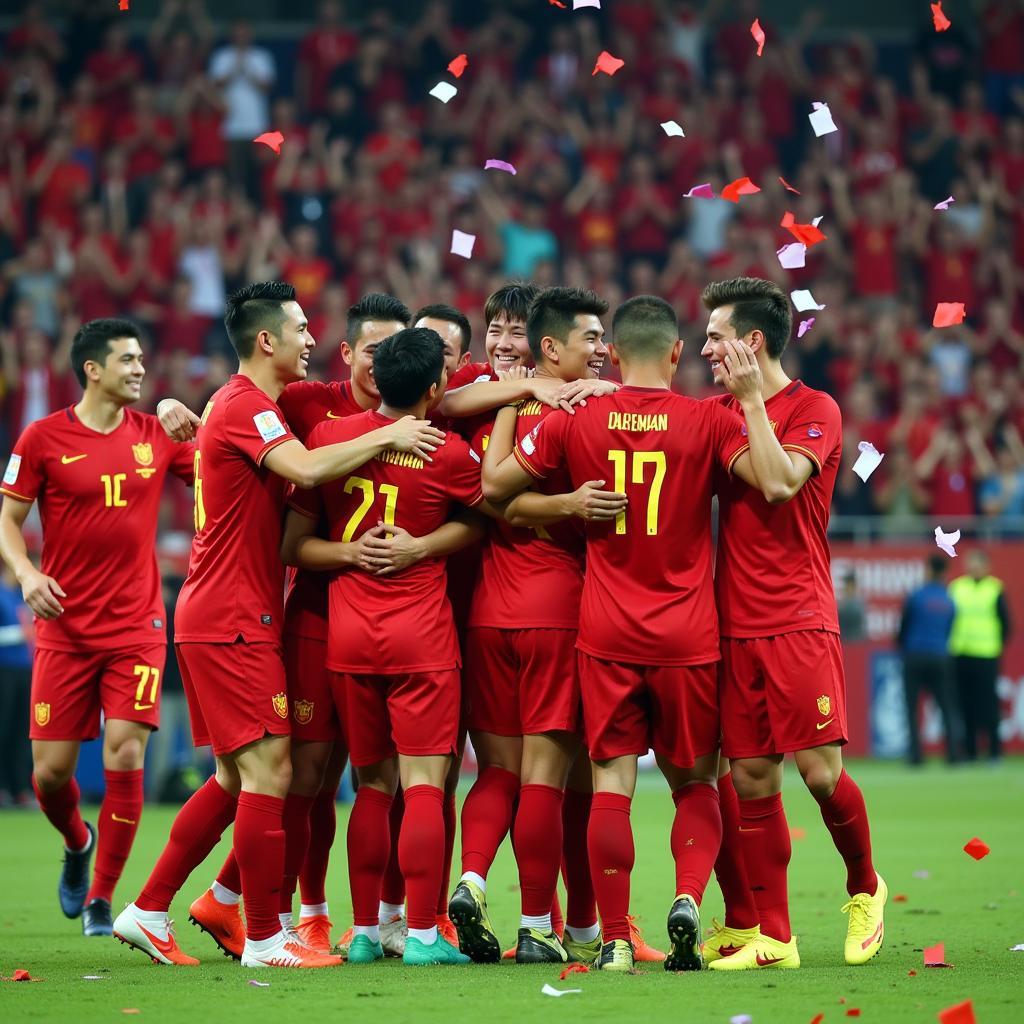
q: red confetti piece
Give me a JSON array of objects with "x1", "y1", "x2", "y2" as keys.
[
  {"x1": 119, "y1": 0, "x2": 129, "y2": 9},
  {"x1": 893, "y1": 893, "x2": 907, "y2": 902},
  {"x1": 559, "y1": 963, "x2": 589, "y2": 980},
  {"x1": 548, "y1": 0, "x2": 568, "y2": 6},
  {"x1": 721, "y1": 176, "x2": 761, "y2": 203},
  {"x1": 750, "y1": 18, "x2": 766, "y2": 56},
  {"x1": 781, "y1": 211, "x2": 827, "y2": 248},
  {"x1": 938, "y1": 1001, "x2": 976, "y2": 1024},
  {"x1": 592, "y1": 50, "x2": 625, "y2": 76},
  {"x1": 931, "y1": 2, "x2": 951, "y2": 32},
  {"x1": 810, "y1": 1016, "x2": 825, "y2": 1024},
  {"x1": 908, "y1": 969, "x2": 917, "y2": 976},
  {"x1": 846, "y1": 1012, "x2": 861, "y2": 1018},
  {"x1": 778, "y1": 175, "x2": 801, "y2": 194},
  {"x1": 448, "y1": 53, "x2": 468, "y2": 78},
  {"x1": 253, "y1": 131, "x2": 285, "y2": 155},
  {"x1": 963, "y1": 836, "x2": 990, "y2": 860},
  {"x1": 933, "y1": 302, "x2": 967, "y2": 328},
  {"x1": 924, "y1": 942, "x2": 954, "y2": 967},
  {"x1": 789, "y1": 826, "x2": 807, "y2": 840},
  {"x1": 839, "y1": 998, "x2": 847, "y2": 1004}
]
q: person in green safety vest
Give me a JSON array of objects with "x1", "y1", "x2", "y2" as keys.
[{"x1": 948, "y1": 549, "x2": 1013, "y2": 762}]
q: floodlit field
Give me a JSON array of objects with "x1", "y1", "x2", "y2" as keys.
[{"x1": 1, "y1": 759, "x2": 1020, "y2": 1024}]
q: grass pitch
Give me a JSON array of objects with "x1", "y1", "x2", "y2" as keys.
[{"x1": 1, "y1": 759, "x2": 1021, "y2": 1024}]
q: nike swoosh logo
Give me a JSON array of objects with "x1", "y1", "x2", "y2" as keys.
[
  {"x1": 61, "y1": 454, "x2": 88, "y2": 464},
  {"x1": 718, "y1": 944, "x2": 743, "y2": 957},
  {"x1": 326, "y1": 411, "x2": 342, "y2": 419},
  {"x1": 816, "y1": 719, "x2": 834, "y2": 730},
  {"x1": 111, "y1": 813, "x2": 137, "y2": 825},
  {"x1": 134, "y1": 703, "x2": 154, "y2": 711},
  {"x1": 756, "y1": 953, "x2": 786, "y2": 966},
  {"x1": 861, "y1": 922, "x2": 883, "y2": 950},
  {"x1": 138, "y1": 922, "x2": 177, "y2": 958}
]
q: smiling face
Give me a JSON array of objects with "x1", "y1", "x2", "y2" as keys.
[
  {"x1": 701, "y1": 304, "x2": 748, "y2": 386},
  {"x1": 484, "y1": 315, "x2": 532, "y2": 373},
  {"x1": 89, "y1": 336, "x2": 146, "y2": 405},
  {"x1": 542, "y1": 313, "x2": 608, "y2": 382},
  {"x1": 269, "y1": 300, "x2": 315, "y2": 384},
  {"x1": 341, "y1": 319, "x2": 407, "y2": 407}
]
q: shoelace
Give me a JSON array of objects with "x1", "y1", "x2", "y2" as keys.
[
  {"x1": 706, "y1": 917, "x2": 725, "y2": 938},
  {"x1": 840, "y1": 894, "x2": 871, "y2": 933}
]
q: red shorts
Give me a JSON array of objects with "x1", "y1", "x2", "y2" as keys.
[
  {"x1": 331, "y1": 668, "x2": 460, "y2": 767},
  {"x1": 284, "y1": 633, "x2": 340, "y2": 743},
  {"x1": 577, "y1": 652, "x2": 719, "y2": 768},
  {"x1": 177, "y1": 641, "x2": 290, "y2": 756},
  {"x1": 30, "y1": 645, "x2": 165, "y2": 741},
  {"x1": 463, "y1": 627, "x2": 580, "y2": 737},
  {"x1": 719, "y1": 630, "x2": 848, "y2": 759}
]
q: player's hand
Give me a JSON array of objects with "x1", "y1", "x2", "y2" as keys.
[
  {"x1": 20, "y1": 567, "x2": 65, "y2": 619},
  {"x1": 566, "y1": 480, "x2": 628, "y2": 522},
  {"x1": 357, "y1": 522, "x2": 425, "y2": 576},
  {"x1": 383, "y1": 416, "x2": 446, "y2": 462},
  {"x1": 157, "y1": 398, "x2": 201, "y2": 442},
  {"x1": 720, "y1": 339, "x2": 763, "y2": 404},
  {"x1": 497, "y1": 365, "x2": 531, "y2": 382},
  {"x1": 555, "y1": 378, "x2": 619, "y2": 413},
  {"x1": 530, "y1": 376, "x2": 573, "y2": 410}
]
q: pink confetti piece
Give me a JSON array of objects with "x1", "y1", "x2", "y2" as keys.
[
  {"x1": 924, "y1": 942, "x2": 954, "y2": 967},
  {"x1": 933, "y1": 302, "x2": 966, "y2": 327},
  {"x1": 684, "y1": 183, "x2": 715, "y2": 199},
  {"x1": 778, "y1": 175, "x2": 801, "y2": 194},
  {"x1": 797, "y1": 317, "x2": 816, "y2": 338},
  {"x1": 934, "y1": 195, "x2": 955, "y2": 210},
  {"x1": 931, "y1": 2, "x2": 951, "y2": 32},
  {"x1": 592, "y1": 50, "x2": 625, "y2": 76},
  {"x1": 750, "y1": 18, "x2": 765, "y2": 56},
  {"x1": 248, "y1": 980, "x2": 271, "y2": 987},
  {"x1": 484, "y1": 159, "x2": 517, "y2": 175},
  {"x1": 252, "y1": 131, "x2": 284, "y2": 154}
]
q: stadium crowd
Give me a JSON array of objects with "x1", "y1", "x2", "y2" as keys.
[{"x1": 1, "y1": 0, "x2": 1024, "y2": 529}]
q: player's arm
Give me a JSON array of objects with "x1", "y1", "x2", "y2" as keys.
[
  {"x1": 721, "y1": 339, "x2": 814, "y2": 503},
  {"x1": 504, "y1": 480, "x2": 627, "y2": 527},
  {"x1": 357, "y1": 510, "x2": 488, "y2": 577},
  {"x1": 480, "y1": 405, "x2": 537, "y2": 502},
  {"x1": 280, "y1": 506, "x2": 363, "y2": 571},
  {"x1": 157, "y1": 398, "x2": 202, "y2": 442},
  {"x1": 0, "y1": 496, "x2": 66, "y2": 619},
  {"x1": 440, "y1": 373, "x2": 604, "y2": 419},
  {"x1": 263, "y1": 417, "x2": 446, "y2": 489}
]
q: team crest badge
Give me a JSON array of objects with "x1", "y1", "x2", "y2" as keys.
[
  {"x1": 272, "y1": 692, "x2": 288, "y2": 719},
  {"x1": 34, "y1": 702, "x2": 51, "y2": 727},
  {"x1": 293, "y1": 700, "x2": 314, "y2": 726},
  {"x1": 132, "y1": 443, "x2": 154, "y2": 466},
  {"x1": 817, "y1": 695, "x2": 831, "y2": 717}
]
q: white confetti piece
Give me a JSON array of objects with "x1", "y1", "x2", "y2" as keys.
[
  {"x1": 660, "y1": 120, "x2": 685, "y2": 137},
  {"x1": 913, "y1": 869, "x2": 930, "y2": 879},
  {"x1": 248, "y1": 979, "x2": 271, "y2": 987},
  {"x1": 852, "y1": 441, "x2": 884, "y2": 482},
  {"x1": 934, "y1": 196, "x2": 955, "y2": 210},
  {"x1": 791, "y1": 289, "x2": 826, "y2": 312},
  {"x1": 1010, "y1": 944, "x2": 1024, "y2": 952},
  {"x1": 573, "y1": 0, "x2": 601, "y2": 7},
  {"x1": 731, "y1": 1016, "x2": 753, "y2": 1024},
  {"x1": 777, "y1": 242, "x2": 806, "y2": 269},
  {"x1": 429, "y1": 81, "x2": 458, "y2": 104},
  {"x1": 542, "y1": 984, "x2": 582, "y2": 997},
  {"x1": 82, "y1": 975, "x2": 106, "y2": 981},
  {"x1": 808, "y1": 101, "x2": 838, "y2": 137},
  {"x1": 935, "y1": 525, "x2": 961, "y2": 558},
  {"x1": 450, "y1": 229, "x2": 476, "y2": 258}
]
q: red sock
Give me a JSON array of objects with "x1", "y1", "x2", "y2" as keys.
[
  {"x1": 815, "y1": 769, "x2": 877, "y2": 896},
  {"x1": 437, "y1": 791, "x2": 457, "y2": 916},
  {"x1": 738, "y1": 794, "x2": 792, "y2": 943},
  {"x1": 562, "y1": 788, "x2": 597, "y2": 928},
  {"x1": 399, "y1": 785, "x2": 444, "y2": 930},
  {"x1": 588, "y1": 792, "x2": 633, "y2": 943},
  {"x1": 514, "y1": 784, "x2": 564, "y2": 918},
  {"x1": 299, "y1": 785, "x2": 337, "y2": 906},
  {"x1": 33, "y1": 775, "x2": 90, "y2": 851},
  {"x1": 279, "y1": 793, "x2": 315, "y2": 914},
  {"x1": 460, "y1": 766, "x2": 519, "y2": 878},
  {"x1": 215, "y1": 849, "x2": 241, "y2": 895},
  {"x1": 551, "y1": 890, "x2": 564, "y2": 939},
  {"x1": 234, "y1": 791, "x2": 285, "y2": 941},
  {"x1": 137, "y1": 777, "x2": 237, "y2": 912},
  {"x1": 88, "y1": 769, "x2": 144, "y2": 903},
  {"x1": 714, "y1": 773, "x2": 759, "y2": 930},
  {"x1": 347, "y1": 787, "x2": 392, "y2": 926},
  {"x1": 670, "y1": 783, "x2": 721, "y2": 905},
  {"x1": 380, "y1": 787, "x2": 406, "y2": 907}
]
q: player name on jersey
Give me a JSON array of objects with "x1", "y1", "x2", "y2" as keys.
[{"x1": 607, "y1": 411, "x2": 669, "y2": 432}]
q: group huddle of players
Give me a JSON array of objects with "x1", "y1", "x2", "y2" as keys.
[{"x1": 0, "y1": 275, "x2": 886, "y2": 973}]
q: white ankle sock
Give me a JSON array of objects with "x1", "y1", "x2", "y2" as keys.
[
  {"x1": 409, "y1": 926, "x2": 438, "y2": 944},
  {"x1": 353, "y1": 924, "x2": 380, "y2": 942},
  {"x1": 133, "y1": 905, "x2": 168, "y2": 924},
  {"x1": 300, "y1": 902, "x2": 328, "y2": 919},
  {"x1": 279, "y1": 912, "x2": 294, "y2": 931},
  {"x1": 378, "y1": 901, "x2": 405, "y2": 923},
  {"x1": 245, "y1": 931, "x2": 285, "y2": 954},
  {"x1": 521, "y1": 913, "x2": 552, "y2": 932},
  {"x1": 460, "y1": 871, "x2": 486, "y2": 893},
  {"x1": 211, "y1": 881, "x2": 240, "y2": 906},
  {"x1": 566, "y1": 922, "x2": 601, "y2": 943}
]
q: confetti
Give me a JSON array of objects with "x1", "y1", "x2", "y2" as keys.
[
  {"x1": 248, "y1": 979, "x2": 271, "y2": 987},
  {"x1": 913, "y1": 869, "x2": 930, "y2": 879},
  {"x1": 450, "y1": 230, "x2": 476, "y2": 259},
  {"x1": 721, "y1": 176, "x2": 761, "y2": 203},
  {"x1": 484, "y1": 159, "x2": 517, "y2": 174},
  {"x1": 779, "y1": 175, "x2": 801, "y2": 194},
  {"x1": 808, "y1": 101, "x2": 839, "y2": 137},
  {"x1": 933, "y1": 302, "x2": 966, "y2": 327},
  {"x1": 938, "y1": 1000, "x2": 976, "y2": 1024},
  {"x1": 935, "y1": 526, "x2": 961, "y2": 558},
  {"x1": 893, "y1": 894, "x2": 908, "y2": 902},
  {"x1": 592, "y1": 50, "x2": 625, "y2": 76},
  {"x1": 548, "y1": 0, "x2": 567, "y2": 6},
  {"x1": 660, "y1": 120, "x2": 686, "y2": 137},
  {"x1": 924, "y1": 942, "x2": 954, "y2": 968},
  {"x1": 447, "y1": 54, "x2": 468, "y2": 78},
  {"x1": 574, "y1": 0, "x2": 601, "y2": 7},
  {"x1": 852, "y1": 441, "x2": 885, "y2": 482},
  {"x1": 810, "y1": 1016, "x2": 825, "y2": 1024},
  {"x1": 429, "y1": 81, "x2": 458, "y2": 103},
  {"x1": 931, "y1": 2, "x2": 951, "y2": 32},
  {"x1": 781, "y1": 211, "x2": 827, "y2": 247},
  {"x1": 934, "y1": 196, "x2": 955, "y2": 210},
  {"x1": 252, "y1": 131, "x2": 285, "y2": 154},
  {"x1": 1011, "y1": 944, "x2": 1024, "y2": 952},
  {"x1": 846, "y1": 1012, "x2": 861, "y2": 1019},
  {"x1": 684, "y1": 183, "x2": 715, "y2": 199},
  {"x1": 731, "y1": 1016, "x2": 753, "y2": 1024},
  {"x1": 777, "y1": 242, "x2": 807, "y2": 269},
  {"x1": 83, "y1": 975, "x2": 106, "y2": 980},
  {"x1": 559, "y1": 963, "x2": 589, "y2": 979},
  {"x1": 750, "y1": 18, "x2": 766, "y2": 56},
  {"x1": 963, "y1": 837, "x2": 990, "y2": 860},
  {"x1": 797, "y1": 318, "x2": 816, "y2": 338},
  {"x1": 8, "y1": 970, "x2": 35, "y2": 982},
  {"x1": 789, "y1": 827, "x2": 807, "y2": 840},
  {"x1": 119, "y1": 0, "x2": 130, "y2": 9},
  {"x1": 541, "y1": 983, "x2": 582, "y2": 997},
  {"x1": 791, "y1": 289, "x2": 826, "y2": 313}
]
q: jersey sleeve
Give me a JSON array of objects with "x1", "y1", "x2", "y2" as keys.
[
  {"x1": 708, "y1": 402, "x2": 750, "y2": 474},
  {"x1": 166, "y1": 439, "x2": 197, "y2": 484},
  {"x1": 443, "y1": 434, "x2": 484, "y2": 508},
  {"x1": 223, "y1": 390, "x2": 297, "y2": 466},
  {"x1": 0, "y1": 423, "x2": 44, "y2": 503},
  {"x1": 277, "y1": 380, "x2": 331, "y2": 443},
  {"x1": 513, "y1": 409, "x2": 570, "y2": 480},
  {"x1": 778, "y1": 393, "x2": 842, "y2": 474}
]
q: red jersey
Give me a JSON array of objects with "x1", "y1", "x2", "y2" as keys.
[
  {"x1": 447, "y1": 362, "x2": 500, "y2": 457},
  {"x1": 278, "y1": 379, "x2": 367, "y2": 641},
  {"x1": 713, "y1": 381, "x2": 842, "y2": 639},
  {"x1": 514, "y1": 388, "x2": 746, "y2": 666},
  {"x1": 0, "y1": 406, "x2": 194, "y2": 651},
  {"x1": 471, "y1": 400, "x2": 584, "y2": 630},
  {"x1": 175, "y1": 375, "x2": 298, "y2": 644},
  {"x1": 291, "y1": 410, "x2": 484, "y2": 674}
]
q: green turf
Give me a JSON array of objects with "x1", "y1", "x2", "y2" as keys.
[{"x1": 1, "y1": 760, "x2": 1021, "y2": 1024}]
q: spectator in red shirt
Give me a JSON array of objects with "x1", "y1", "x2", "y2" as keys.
[
  {"x1": 84, "y1": 23, "x2": 144, "y2": 117},
  {"x1": 157, "y1": 276, "x2": 214, "y2": 358},
  {"x1": 981, "y1": 0, "x2": 1024, "y2": 115},
  {"x1": 111, "y1": 85, "x2": 177, "y2": 185},
  {"x1": 26, "y1": 132, "x2": 91, "y2": 234},
  {"x1": 280, "y1": 225, "x2": 333, "y2": 314},
  {"x1": 915, "y1": 427, "x2": 980, "y2": 518},
  {"x1": 296, "y1": 0, "x2": 357, "y2": 115}
]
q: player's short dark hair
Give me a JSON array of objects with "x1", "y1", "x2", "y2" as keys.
[
  {"x1": 526, "y1": 287, "x2": 609, "y2": 361},
  {"x1": 413, "y1": 303, "x2": 472, "y2": 354},
  {"x1": 484, "y1": 281, "x2": 540, "y2": 330},
  {"x1": 372, "y1": 327, "x2": 445, "y2": 408},
  {"x1": 70, "y1": 318, "x2": 143, "y2": 388},
  {"x1": 701, "y1": 277, "x2": 792, "y2": 359},
  {"x1": 611, "y1": 295, "x2": 679, "y2": 360},
  {"x1": 927, "y1": 554, "x2": 949, "y2": 578},
  {"x1": 223, "y1": 281, "x2": 297, "y2": 359},
  {"x1": 347, "y1": 293, "x2": 411, "y2": 346}
]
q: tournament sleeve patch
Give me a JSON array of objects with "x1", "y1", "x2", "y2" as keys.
[
  {"x1": 519, "y1": 424, "x2": 540, "y2": 456},
  {"x1": 253, "y1": 410, "x2": 288, "y2": 443},
  {"x1": 3, "y1": 454, "x2": 21, "y2": 486}
]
